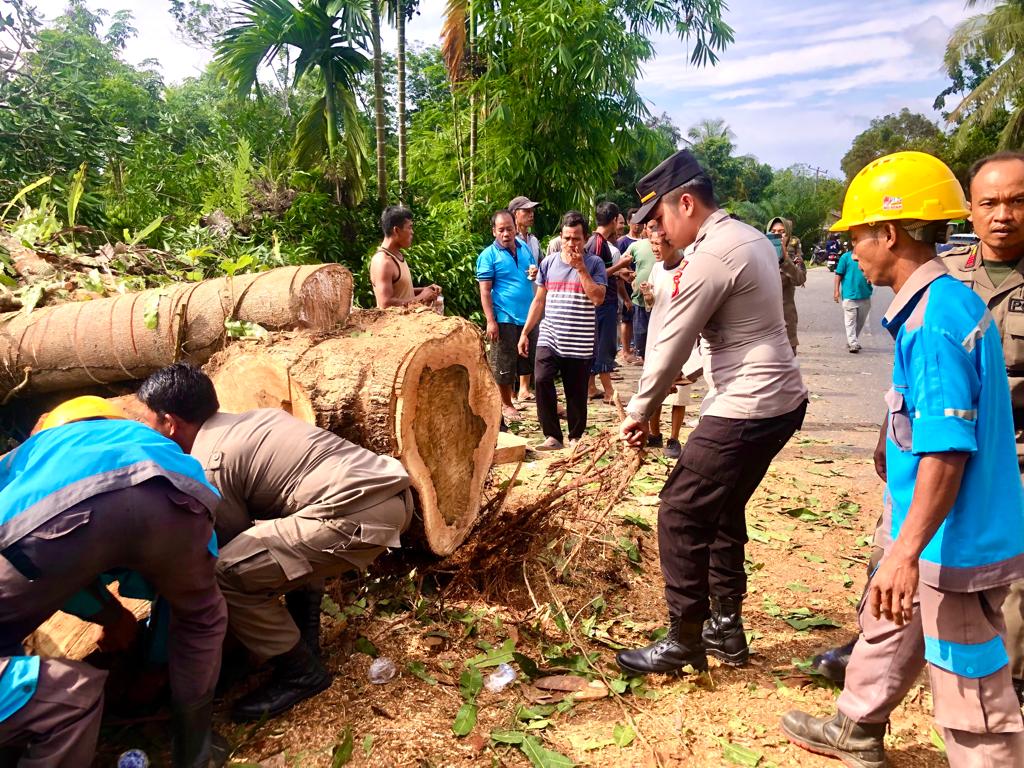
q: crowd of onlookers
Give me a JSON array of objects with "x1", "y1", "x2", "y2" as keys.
[{"x1": 366, "y1": 198, "x2": 831, "y2": 458}]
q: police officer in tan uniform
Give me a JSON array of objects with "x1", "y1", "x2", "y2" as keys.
[
  {"x1": 942, "y1": 150, "x2": 1024, "y2": 703},
  {"x1": 137, "y1": 363, "x2": 413, "y2": 722}
]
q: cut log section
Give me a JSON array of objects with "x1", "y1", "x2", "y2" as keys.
[
  {"x1": 0, "y1": 264, "x2": 352, "y2": 398},
  {"x1": 24, "y1": 585, "x2": 150, "y2": 660},
  {"x1": 207, "y1": 309, "x2": 501, "y2": 555}
]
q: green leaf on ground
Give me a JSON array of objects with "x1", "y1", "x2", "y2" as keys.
[
  {"x1": 466, "y1": 637, "x2": 516, "y2": 668},
  {"x1": 930, "y1": 727, "x2": 946, "y2": 755},
  {"x1": 490, "y1": 730, "x2": 526, "y2": 745},
  {"x1": 785, "y1": 581, "x2": 810, "y2": 593},
  {"x1": 521, "y1": 735, "x2": 575, "y2": 767},
  {"x1": 354, "y1": 636, "x2": 377, "y2": 657},
  {"x1": 362, "y1": 734, "x2": 374, "y2": 756},
  {"x1": 459, "y1": 665, "x2": 483, "y2": 701},
  {"x1": 613, "y1": 723, "x2": 636, "y2": 747},
  {"x1": 331, "y1": 726, "x2": 354, "y2": 767},
  {"x1": 620, "y1": 513, "x2": 652, "y2": 531},
  {"x1": 801, "y1": 553, "x2": 826, "y2": 563},
  {"x1": 407, "y1": 661, "x2": 437, "y2": 685},
  {"x1": 452, "y1": 703, "x2": 478, "y2": 736},
  {"x1": 717, "y1": 738, "x2": 762, "y2": 766}
]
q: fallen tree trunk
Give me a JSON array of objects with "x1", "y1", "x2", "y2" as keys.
[
  {"x1": 207, "y1": 309, "x2": 501, "y2": 556},
  {"x1": 0, "y1": 264, "x2": 352, "y2": 398}
]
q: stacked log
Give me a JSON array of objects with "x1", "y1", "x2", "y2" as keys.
[
  {"x1": 0, "y1": 264, "x2": 353, "y2": 398},
  {"x1": 207, "y1": 309, "x2": 501, "y2": 556}
]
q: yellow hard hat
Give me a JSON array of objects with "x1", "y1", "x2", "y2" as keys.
[
  {"x1": 39, "y1": 395, "x2": 126, "y2": 432},
  {"x1": 831, "y1": 151, "x2": 969, "y2": 232}
]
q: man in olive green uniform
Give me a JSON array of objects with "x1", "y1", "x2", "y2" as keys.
[
  {"x1": 137, "y1": 363, "x2": 413, "y2": 722},
  {"x1": 768, "y1": 217, "x2": 807, "y2": 354},
  {"x1": 941, "y1": 150, "x2": 1024, "y2": 702}
]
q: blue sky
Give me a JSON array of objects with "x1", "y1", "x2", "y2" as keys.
[{"x1": 34, "y1": 0, "x2": 977, "y2": 176}]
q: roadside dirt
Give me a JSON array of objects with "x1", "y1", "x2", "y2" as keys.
[{"x1": 137, "y1": 365, "x2": 944, "y2": 768}]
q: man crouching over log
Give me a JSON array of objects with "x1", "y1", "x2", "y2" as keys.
[
  {"x1": 136, "y1": 363, "x2": 413, "y2": 722},
  {"x1": 0, "y1": 396, "x2": 226, "y2": 768}
]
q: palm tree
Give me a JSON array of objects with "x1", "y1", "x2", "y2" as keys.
[
  {"x1": 215, "y1": 0, "x2": 371, "y2": 201},
  {"x1": 370, "y1": 0, "x2": 386, "y2": 204},
  {"x1": 440, "y1": 0, "x2": 478, "y2": 203},
  {"x1": 945, "y1": 0, "x2": 1024, "y2": 147},
  {"x1": 686, "y1": 117, "x2": 735, "y2": 145}
]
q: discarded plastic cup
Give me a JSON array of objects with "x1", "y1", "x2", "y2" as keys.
[
  {"x1": 118, "y1": 750, "x2": 150, "y2": 768},
  {"x1": 368, "y1": 657, "x2": 397, "y2": 684},
  {"x1": 484, "y1": 663, "x2": 517, "y2": 693}
]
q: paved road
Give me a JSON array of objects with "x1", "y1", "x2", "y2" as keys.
[{"x1": 795, "y1": 266, "x2": 893, "y2": 432}]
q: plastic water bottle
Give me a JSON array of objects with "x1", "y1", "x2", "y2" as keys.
[
  {"x1": 484, "y1": 663, "x2": 517, "y2": 692},
  {"x1": 434, "y1": 296, "x2": 444, "y2": 315},
  {"x1": 118, "y1": 750, "x2": 150, "y2": 768},
  {"x1": 368, "y1": 657, "x2": 397, "y2": 684}
]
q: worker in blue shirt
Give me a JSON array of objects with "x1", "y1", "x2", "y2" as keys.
[
  {"x1": 781, "y1": 152, "x2": 1024, "y2": 767},
  {"x1": 0, "y1": 396, "x2": 227, "y2": 768}
]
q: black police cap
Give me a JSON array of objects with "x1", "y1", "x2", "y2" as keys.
[{"x1": 632, "y1": 149, "x2": 705, "y2": 225}]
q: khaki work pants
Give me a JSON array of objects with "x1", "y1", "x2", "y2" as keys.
[
  {"x1": 838, "y1": 579, "x2": 1024, "y2": 767},
  {"x1": 0, "y1": 659, "x2": 106, "y2": 768},
  {"x1": 217, "y1": 494, "x2": 410, "y2": 659}
]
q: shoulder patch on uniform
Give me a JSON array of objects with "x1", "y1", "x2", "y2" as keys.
[
  {"x1": 671, "y1": 261, "x2": 688, "y2": 299},
  {"x1": 1010, "y1": 298, "x2": 1024, "y2": 313}
]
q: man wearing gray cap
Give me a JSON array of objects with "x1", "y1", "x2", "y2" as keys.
[
  {"x1": 509, "y1": 196, "x2": 541, "y2": 263},
  {"x1": 615, "y1": 150, "x2": 808, "y2": 676}
]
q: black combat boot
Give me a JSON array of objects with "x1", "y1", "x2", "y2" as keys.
[
  {"x1": 230, "y1": 641, "x2": 332, "y2": 722},
  {"x1": 285, "y1": 586, "x2": 324, "y2": 658},
  {"x1": 1013, "y1": 677, "x2": 1024, "y2": 707},
  {"x1": 171, "y1": 693, "x2": 229, "y2": 768},
  {"x1": 702, "y1": 596, "x2": 749, "y2": 666},
  {"x1": 807, "y1": 638, "x2": 856, "y2": 686},
  {"x1": 780, "y1": 711, "x2": 886, "y2": 768},
  {"x1": 615, "y1": 616, "x2": 708, "y2": 675}
]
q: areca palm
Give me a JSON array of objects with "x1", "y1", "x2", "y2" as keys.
[
  {"x1": 215, "y1": 0, "x2": 371, "y2": 200},
  {"x1": 945, "y1": 0, "x2": 1024, "y2": 147}
]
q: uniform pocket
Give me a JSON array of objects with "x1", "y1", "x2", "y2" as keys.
[
  {"x1": 28, "y1": 508, "x2": 91, "y2": 539},
  {"x1": 1003, "y1": 311, "x2": 1024, "y2": 369},
  {"x1": 885, "y1": 388, "x2": 912, "y2": 451}
]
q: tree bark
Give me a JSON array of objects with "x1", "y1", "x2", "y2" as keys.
[
  {"x1": 206, "y1": 308, "x2": 501, "y2": 556},
  {"x1": 371, "y1": 1, "x2": 387, "y2": 206},
  {"x1": 0, "y1": 264, "x2": 352, "y2": 398},
  {"x1": 397, "y1": 0, "x2": 407, "y2": 200}
]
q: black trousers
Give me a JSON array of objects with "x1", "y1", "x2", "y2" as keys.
[
  {"x1": 0, "y1": 478, "x2": 226, "y2": 706},
  {"x1": 658, "y1": 401, "x2": 807, "y2": 621},
  {"x1": 534, "y1": 345, "x2": 592, "y2": 443}
]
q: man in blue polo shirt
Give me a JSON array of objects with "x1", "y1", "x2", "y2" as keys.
[
  {"x1": 477, "y1": 209, "x2": 538, "y2": 421},
  {"x1": 781, "y1": 152, "x2": 1024, "y2": 767},
  {"x1": 833, "y1": 247, "x2": 873, "y2": 353}
]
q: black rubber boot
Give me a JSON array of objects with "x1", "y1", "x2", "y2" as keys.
[
  {"x1": 780, "y1": 711, "x2": 886, "y2": 768},
  {"x1": 615, "y1": 616, "x2": 708, "y2": 675},
  {"x1": 808, "y1": 638, "x2": 856, "y2": 686},
  {"x1": 702, "y1": 596, "x2": 749, "y2": 666},
  {"x1": 230, "y1": 641, "x2": 332, "y2": 722},
  {"x1": 285, "y1": 585, "x2": 324, "y2": 658},
  {"x1": 171, "y1": 693, "x2": 228, "y2": 768},
  {"x1": 1013, "y1": 678, "x2": 1024, "y2": 708}
]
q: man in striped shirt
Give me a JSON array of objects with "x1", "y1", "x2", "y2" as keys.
[{"x1": 518, "y1": 211, "x2": 607, "y2": 450}]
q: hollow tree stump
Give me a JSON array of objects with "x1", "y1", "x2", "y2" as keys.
[{"x1": 206, "y1": 309, "x2": 501, "y2": 555}]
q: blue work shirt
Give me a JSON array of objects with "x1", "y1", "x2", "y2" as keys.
[
  {"x1": 835, "y1": 251, "x2": 872, "y2": 301},
  {"x1": 475, "y1": 239, "x2": 537, "y2": 326},
  {"x1": 881, "y1": 258, "x2": 1024, "y2": 592},
  {"x1": 0, "y1": 657, "x2": 38, "y2": 723}
]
